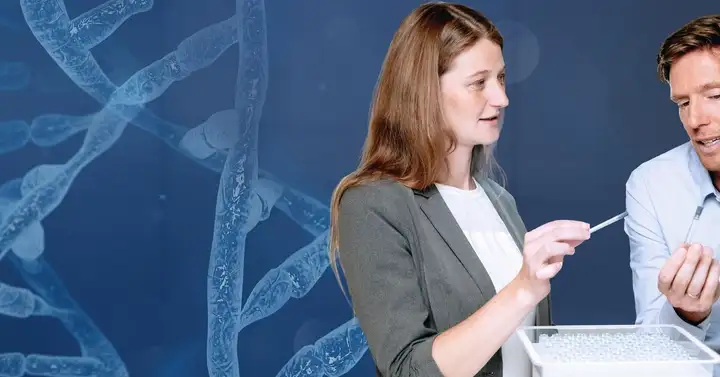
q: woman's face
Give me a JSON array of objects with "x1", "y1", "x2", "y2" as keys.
[{"x1": 440, "y1": 38, "x2": 508, "y2": 149}]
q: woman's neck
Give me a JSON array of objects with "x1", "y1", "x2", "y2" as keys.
[{"x1": 438, "y1": 147, "x2": 475, "y2": 190}]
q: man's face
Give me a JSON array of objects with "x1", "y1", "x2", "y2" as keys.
[{"x1": 669, "y1": 47, "x2": 720, "y2": 176}]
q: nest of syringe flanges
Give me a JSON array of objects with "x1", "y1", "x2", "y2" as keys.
[{"x1": 516, "y1": 324, "x2": 720, "y2": 377}]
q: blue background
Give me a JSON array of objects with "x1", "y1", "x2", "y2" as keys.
[{"x1": 0, "y1": 0, "x2": 716, "y2": 376}]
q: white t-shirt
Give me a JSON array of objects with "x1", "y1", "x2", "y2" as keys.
[{"x1": 435, "y1": 180, "x2": 534, "y2": 377}]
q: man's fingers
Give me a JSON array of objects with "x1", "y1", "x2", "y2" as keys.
[
  {"x1": 658, "y1": 247, "x2": 687, "y2": 293},
  {"x1": 670, "y1": 244, "x2": 703, "y2": 295},
  {"x1": 701, "y1": 259, "x2": 720, "y2": 303},
  {"x1": 687, "y1": 246, "x2": 713, "y2": 298}
]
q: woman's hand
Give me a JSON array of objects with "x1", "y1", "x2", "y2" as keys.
[{"x1": 514, "y1": 220, "x2": 591, "y2": 304}]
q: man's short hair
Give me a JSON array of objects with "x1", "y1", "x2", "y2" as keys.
[{"x1": 657, "y1": 14, "x2": 720, "y2": 83}]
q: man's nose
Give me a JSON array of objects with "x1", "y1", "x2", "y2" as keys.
[{"x1": 687, "y1": 102, "x2": 711, "y2": 129}]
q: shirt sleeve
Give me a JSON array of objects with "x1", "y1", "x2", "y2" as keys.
[
  {"x1": 337, "y1": 183, "x2": 445, "y2": 377},
  {"x1": 625, "y1": 167, "x2": 711, "y2": 340}
]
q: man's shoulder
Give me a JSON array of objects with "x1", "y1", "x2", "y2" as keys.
[{"x1": 628, "y1": 142, "x2": 693, "y2": 184}]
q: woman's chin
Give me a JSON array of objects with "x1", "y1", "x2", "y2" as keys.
[{"x1": 472, "y1": 131, "x2": 500, "y2": 146}]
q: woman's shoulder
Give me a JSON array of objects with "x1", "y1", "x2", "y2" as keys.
[
  {"x1": 339, "y1": 178, "x2": 417, "y2": 229},
  {"x1": 341, "y1": 178, "x2": 413, "y2": 210}
]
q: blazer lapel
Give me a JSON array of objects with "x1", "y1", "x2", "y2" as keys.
[
  {"x1": 477, "y1": 178, "x2": 524, "y2": 252},
  {"x1": 415, "y1": 185, "x2": 497, "y2": 299},
  {"x1": 476, "y1": 178, "x2": 554, "y2": 327},
  {"x1": 415, "y1": 179, "x2": 553, "y2": 326}
]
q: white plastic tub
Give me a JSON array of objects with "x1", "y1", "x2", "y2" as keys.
[{"x1": 516, "y1": 324, "x2": 720, "y2": 377}]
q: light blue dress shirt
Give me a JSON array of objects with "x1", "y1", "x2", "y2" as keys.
[{"x1": 625, "y1": 142, "x2": 720, "y2": 359}]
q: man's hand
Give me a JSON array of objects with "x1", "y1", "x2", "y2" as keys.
[{"x1": 658, "y1": 244, "x2": 720, "y2": 325}]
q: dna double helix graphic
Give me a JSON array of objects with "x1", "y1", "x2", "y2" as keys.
[{"x1": 0, "y1": 0, "x2": 369, "y2": 376}]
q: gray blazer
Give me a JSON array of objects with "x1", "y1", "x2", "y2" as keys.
[{"x1": 337, "y1": 175, "x2": 553, "y2": 377}]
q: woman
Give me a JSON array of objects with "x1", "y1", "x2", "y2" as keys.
[{"x1": 328, "y1": 2, "x2": 591, "y2": 377}]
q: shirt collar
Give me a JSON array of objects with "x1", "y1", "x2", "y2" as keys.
[{"x1": 687, "y1": 144, "x2": 719, "y2": 205}]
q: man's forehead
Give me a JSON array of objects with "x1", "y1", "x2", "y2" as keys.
[
  {"x1": 671, "y1": 81, "x2": 720, "y2": 98},
  {"x1": 669, "y1": 50, "x2": 720, "y2": 99}
]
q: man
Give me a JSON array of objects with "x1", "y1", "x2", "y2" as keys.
[{"x1": 625, "y1": 14, "x2": 720, "y2": 352}]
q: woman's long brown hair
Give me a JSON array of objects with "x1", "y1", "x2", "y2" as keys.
[{"x1": 328, "y1": 2, "x2": 504, "y2": 297}]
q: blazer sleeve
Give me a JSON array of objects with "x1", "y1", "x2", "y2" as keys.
[{"x1": 337, "y1": 182, "x2": 445, "y2": 377}]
